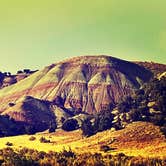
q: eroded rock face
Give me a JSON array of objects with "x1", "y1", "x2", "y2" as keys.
[{"x1": 0, "y1": 55, "x2": 153, "y2": 120}]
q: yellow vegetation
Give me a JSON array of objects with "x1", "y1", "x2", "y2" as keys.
[{"x1": 0, "y1": 122, "x2": 165, "y2": 158}]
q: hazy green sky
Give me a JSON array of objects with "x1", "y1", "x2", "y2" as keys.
[{"x1": 0, "y1": 0, "x2": 166, "y2": 73}]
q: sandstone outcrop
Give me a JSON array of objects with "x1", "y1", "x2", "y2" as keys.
[{"x1": 0, "y1": 55, "x2": 153, "y2": 121}]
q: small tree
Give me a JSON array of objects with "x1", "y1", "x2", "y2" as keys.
[
  {"x1": 39, "y1": 137, "x2": 50, "y2": 143},
  {"x1": 81, "y1": 119, "x2": 94, "y2": 137},
  {"x1": 6, "y1": 142, "x2": 13, "y2": 146},
  {"x1": 29, "y1": 136, "x2": 36, "y2": 141},
  {"x1": 98, "y1": 110, "x2": 113, "y2": 132},
  {"x1": 24, "y1": 125, "x2": 36, "y2": 135},
  {"x1": 17, "y1": 70, "x2": 23, "y2": 74},
  {"x1": 49, "y1": 121, "x2": 57, "y2": 133},
  {"x1": 0, "y1": 72, "x2": 5, "y2": 83},
  {"x1": 100, "y1": 145, "x2": 111, "y2": 152},
  {"x1": 23, "y1": 69, "x2": 31, "y2": 74},
  {"x1": 62, "y1": 119, "x2": 79, "y2": 131}
]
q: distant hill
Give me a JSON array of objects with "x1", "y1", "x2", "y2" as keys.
[{"x1": 0, "y1": 70, "x2": 37, "y2": 89}]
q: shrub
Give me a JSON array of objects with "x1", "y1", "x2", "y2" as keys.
[
  {"x1": 160, "y1": 124, "x2": 166, "y2": 137},
  {"x1": 25, "y1": 125, "x2": 36, "y2": 135},
  {"x1": 8, "y1": 103, "x2": 15, "y2": 107},
  {"x1": 81, "y1": 110, "x2": 114, "y2": 137},
  {"x1": 23, "y1": 69, "x2": 31, "y2": 74},
  {"x1": 81, "y1": 118, "x2": 94, "y2": 137},
  {"x1": 0, "y1": 72, "x2": 5, "y2": 83},
  {"x1": 29, "y1": 136, "x2": 36, "y2": 141},
  {"x1": 39, "y1": 137, "x2": 50, "y2": 143},
  {"x1": 5, "y1": 142, "x2": 13, "y2": 146},
  {"x1": 62, "y1": 119, "x2": 79, "y2": 131},
  {"x1": 97, "y1": 110, "x2": 114, "y2": 131},
  {"x1": 60, "y1": 147, "x2": 76, "y2": 158},
  {"x1": 100, "y1": 145, "x2": 111, "y2": 152},
  {"x1": 49, "y1": 121, "x2": 57, "y2": 133},
  {"x1": 17, "y1": 70, "x2": 23, "y2": 74}
]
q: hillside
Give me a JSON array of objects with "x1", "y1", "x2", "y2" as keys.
[
  {"x1": 0, "y1": 56, "x2": 152, "y2": 125},
  {"x1": 0, "y1": 56, "x2": 166, "y2": 137},
  {"x1": 0, "y1": 56, "x2": 165, "y2": 165},
  {"x1": 80, "y1": 74, "x2": 166, "y2": 137},
  {"x1": 0, "y1": 122, "x2": 165, "y2": 158}
]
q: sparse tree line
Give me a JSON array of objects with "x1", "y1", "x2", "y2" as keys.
[
  {"x1": 0, "y1": 69, "x2": 37, "y2": 76},
  {"x1": 0, "y1": 70, "x2": 38, "y2": 89},
  {"x1": 16, "y1": 69, "x2": 38, "y2": 74}
]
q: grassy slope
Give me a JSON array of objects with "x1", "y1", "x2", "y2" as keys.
[{"x1": 0, "y1": 122, "x2": 165, "y2": 158}]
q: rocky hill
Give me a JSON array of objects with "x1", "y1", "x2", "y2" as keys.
[
  {"x1": 0, "y1": 56, "x2": 165, "y2": 165},
  {"x1": 0, "y1": 56, "x2": 153, "y2": 124}
]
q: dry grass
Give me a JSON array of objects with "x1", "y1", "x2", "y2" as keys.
[{"x1": 0, "y1": 122, "x2": 165, "y2": 158}]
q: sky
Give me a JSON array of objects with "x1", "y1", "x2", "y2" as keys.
[{"x1": 0, "y1": 0, "x2": 166, "y2": 73}]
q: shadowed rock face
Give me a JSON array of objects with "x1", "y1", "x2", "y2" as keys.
[
  {"x1": 0, "y1": 55, "x2": 153, "y2": 120},
  {"x1": 135, "y1": 61, "x2": 166, "y2": 77}
]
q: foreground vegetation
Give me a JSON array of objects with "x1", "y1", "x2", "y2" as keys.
[
  {"x1": 0, "y1": 122, "x2": 165, "y2": 158},
  {"x1": 0, "y1": 147, "x2": 165, "y2": 166}
]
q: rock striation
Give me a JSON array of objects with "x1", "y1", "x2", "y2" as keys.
[{"x1": 0, "y1": 55, "x2": 153, "y2": 122}]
